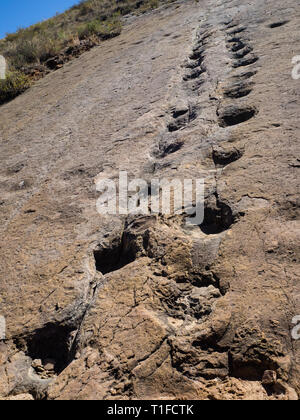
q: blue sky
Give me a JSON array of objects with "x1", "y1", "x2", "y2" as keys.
[{"x1": 0, "y1": 0, "x2": 78, "y2": 39}]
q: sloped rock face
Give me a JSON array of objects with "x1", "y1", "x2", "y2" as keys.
[{"x1": 0, "y1": 0, "x2": 299, "y2": 400}]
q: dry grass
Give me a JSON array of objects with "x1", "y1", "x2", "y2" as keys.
[{"x1": 0, "y1": 71, "x2": 31, "y2": 105}]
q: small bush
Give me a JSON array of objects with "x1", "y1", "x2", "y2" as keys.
[
  {"x1": 36, "y1": 37, "x2": 62, "y2": 62},
  {"x1": 78, "y1": 15, "x2": 121, "y2": 40},
  {"x1": 13, "y1": 39, "x2": 39, "y2": 65},
  {"x1": 4, "y1": 31, "x2": 21, "y2": 43},
  {"x1": 78, "y1": 20, "x2": 103, "y2": 39},
  {"x1": 138, "y1": 0, "x2": 160, "y2": 13},
  {"x1": 77, "y1": 2, "x2": 94, "y2": 16},
  {"x1": 5, "y1": 37, "x2": 62, "y2": 69},
  {"x1": 0, "y1": 71, "x2": 31, "y2": 105}
]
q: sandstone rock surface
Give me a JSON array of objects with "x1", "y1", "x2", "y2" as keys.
[{"x1": 0, "y1": 0, "x2": 299, "y2": 400}]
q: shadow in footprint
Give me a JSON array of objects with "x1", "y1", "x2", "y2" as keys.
[{"x1": 218, "y1": 105, "x2": 258, "y2": 127}]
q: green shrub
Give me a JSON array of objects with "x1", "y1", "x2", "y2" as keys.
[
  {"x1": 13, "y1": 39, "x2": 39, "y2": 65},
  {"x1": 4, "y1": 31, "x2": 21, "y2": 43},
  {"x1": 78, "y1": 15, "x2": 122, "y2": 40},
  {"x1": 78, "y1": 19, "x2": 103, "y2": 39},
  {"x1": 5, "y1": 36, "x2": 62, "y2": 69},
  {"x1": 77, "y1": 1, "x2": 95, "y2": 16},
  {"x1": 36, "y1": 37, "x2": 62, "y2": 62},
  {"x1": 138, "y1": 0, "x2": 160, "y2": 13},
  {"x1": 0, "y1": 71, "x2": 31, "y2": 105}
]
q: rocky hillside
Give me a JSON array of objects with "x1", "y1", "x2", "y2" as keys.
[
  {"x1": 0, "y1": 0, "x2": 175, "y2": 104},
  {"x1": 0, "y1": 0, "x2": 299, "y2": 400}
]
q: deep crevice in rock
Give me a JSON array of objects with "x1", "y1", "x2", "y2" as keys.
[
  {"x1": 233, "y1": 45, "x2": 253, "y2": 59},
  {"x1": 22, "y1": 323, "x2": 78, "y2": 374},
  {"x1": 167, "y1": 106, "x2": 197, "y2": 132},
  {"x1": 172, "y1": 108, "x2": 188, "y2": 119},
  {"x1": 227, "y1": 36, "x2": 248, "y2": 44},
  {"x1": 183, "y1": 67, "x2": 205, "y2": 81},
  {"x1": 226, "y1": 26, "x2": 246, "y2": 35},
  {"x1": 230, "y1": 41, "x2": 245, "y2": 52},
  {"x1": 189, "y1": 51, "x2": 203, "y2": 61},
  {"x1": 232, "y1": 70, "x2": 257, "y2": 80},
  {"x1": 213, "y1": 147, "x2": 243, "y2": 166},
  {"x1": 269, "y1": 21, "x2": 289, "y2": 28},
  {"x1": 94, "y1": 234, "x2": 137, "y2": 275},
  {"x1": 228, "y1": 352, "x2": 279, "y2": 381},
  {"x1": 200, "y1": 200, "x2": 234, "y2": 235},
  {"x1": 160, "y1": 140, "x2": 184, "y2": 157},
  {"x1": 224, "y1": 82, "x2": 253, "y2": 98},
  {"x1": 233, "y1": 55, "x2": 259, "y2": 68}
]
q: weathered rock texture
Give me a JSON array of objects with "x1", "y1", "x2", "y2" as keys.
[{"x1": 0, "y1": 0, "x2": 299, "y2": 400}]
